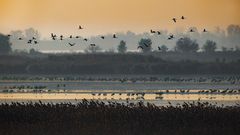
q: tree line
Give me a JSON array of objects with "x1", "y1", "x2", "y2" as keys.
[
  {"x1": 1, "y1": 24, "x2": 240, "y2": 54},
  {"x1": 0, "y1": 53, "x2": 240, "y2": 75},
  {"x1": 1, "y1": 32, "x2": 240, "y2": 55}
]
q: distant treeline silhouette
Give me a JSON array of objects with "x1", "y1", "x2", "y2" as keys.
[
  {"x1": 1, "y1": 24, "x2": 240, "y2": 52},
  {"x1": 0, "y1": 101, "x2": 239, "y2": 135},
  {"x1": 0, "y1": 53, "x2": 240, "y2": 75}
]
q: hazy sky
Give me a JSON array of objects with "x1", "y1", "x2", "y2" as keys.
[{"x1": 0, "y1": 0, "x2": 240, "y2": 37}]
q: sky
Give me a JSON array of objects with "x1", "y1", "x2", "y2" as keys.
[{"x1": 0, "y1": 0, "x2": 240, "y2": 38}]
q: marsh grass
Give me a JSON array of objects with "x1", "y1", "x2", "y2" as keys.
[{"x1": 0, "y1": 100, "x2": 239, "y2": 135}]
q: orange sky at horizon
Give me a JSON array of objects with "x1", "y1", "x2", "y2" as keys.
[{"x1": 0, "y1": 0, "x2": 240, "y2": 37}]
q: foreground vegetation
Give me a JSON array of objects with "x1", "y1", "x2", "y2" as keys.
[{"x1": 0, "y1": 100, "x2": 239, "y2": 135}]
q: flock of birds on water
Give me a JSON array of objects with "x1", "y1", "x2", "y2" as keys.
[
  {"x1": 6, "y1": 16, "x2": 209, "y2": 51},
  {"x1": 1, "y1": 88, "x2": 240, "y2": 101}
]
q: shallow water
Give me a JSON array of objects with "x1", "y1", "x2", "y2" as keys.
[
  {"x1": 0, "y1": 92, "x2": 239, "y2": 106},
  {"x1": 0, "y1": 79, "x2": 239, "y2": 106},
  {"x1": 0, "y1": 81, "x2": 240, "y2": 90}
]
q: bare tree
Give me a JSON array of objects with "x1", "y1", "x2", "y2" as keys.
[
  {"x1": 25, "y1": 28, "x2": 41, "y2": 40},
  {"x1": 202, "y1": 40, "x2": 217, "y2": 53},
  {"x1": 138, "y1": 38, "x2": 152, "y2": 53}
]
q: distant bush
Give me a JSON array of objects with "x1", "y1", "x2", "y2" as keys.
[
  {"x1": 175, "y1": 37, "x2": 199, "y2": 53},
  {"x1": 0, "y1": 33, "x2": 11, "y2": 54},
  {"x1": 138, "y1": 38, "x2": 152, "y2": 53},
  {"x1": 117, "y1": 40, "x2": 127, "y2": 53},
  {"x1": 202, "y1": 40, "x2": 217, "y2": 53}
]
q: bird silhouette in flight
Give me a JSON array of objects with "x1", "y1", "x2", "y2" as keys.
[
  {"x1": 138, "y1": 46, "x2": 143, "y2": 50},
  {"x1": 101, "y1": 36, "x2": 105, "y2": 39},
  {"x1": 68, "y1": 43, "x2": 76, "y2": 46},
  {"x1": 172, "y1": 18, "x2": 177, "y2": 23},
  {"x1": 181, "y1": 16, "x2": 186, "y2": 20},
  {"x1": 157, "y1": 31, "x2": 161, "y2": 35},
  {"x1": 60, "y1": 35, "x2": 63, "y2": 40},
  {"x1": 90, "y1": 44, "x2": 96, "y2": 46},
  {"x1": 76, "y1": 36, "x2": 80, "y2": 38},
  {"x1": 168, "y1": 35, "x2": 174, "y2": 40},
  {"x1": 18, "y1": 38, "x2": 23, "y2": 40},
  {"x1": 203, "y1": 29, "x2": 207, "y2": 32},
  {"x1": 113, "y1": 34, "x2": 117, "y2": 38},
  {"x1": 79, "y1": 25, "x2": 83, "y2": 29},
  {"x1": 34, "y1": 41, "x2": 38, "y2": 44},
  {"x1": 69, "y1": 35, "x2": 73, "y2": 38},
  {"x1": 7, "y1": 34, "x2": 11, "y2": 37},
  {"x1": 27, "y1": 40, "x2": 32, "y2": 44},
  {"x1": 150, "y1": 29, "x2": 156, "y2": 34},
  {"x1": 51, "y1": 33, "x2": 57, "y2": 40},
  {"x1": 84, "y1": 38, "x2": 88, "y2": 42},
  {"x1": 32, "y1": 37, "x2": 36, "y2": 40}
]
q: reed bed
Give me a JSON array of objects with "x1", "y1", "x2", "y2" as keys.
[{"x1": 0, "y1": 100, "x2": 239, "y2": 135}]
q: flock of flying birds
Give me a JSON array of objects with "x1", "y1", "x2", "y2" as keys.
[{"x1": 7, "y1": 16, "x2": 208, "y2": 51}]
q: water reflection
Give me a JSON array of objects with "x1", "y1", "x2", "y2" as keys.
[{"x1": 1, "y1": 90, "x2": 239, "y2": 103}]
